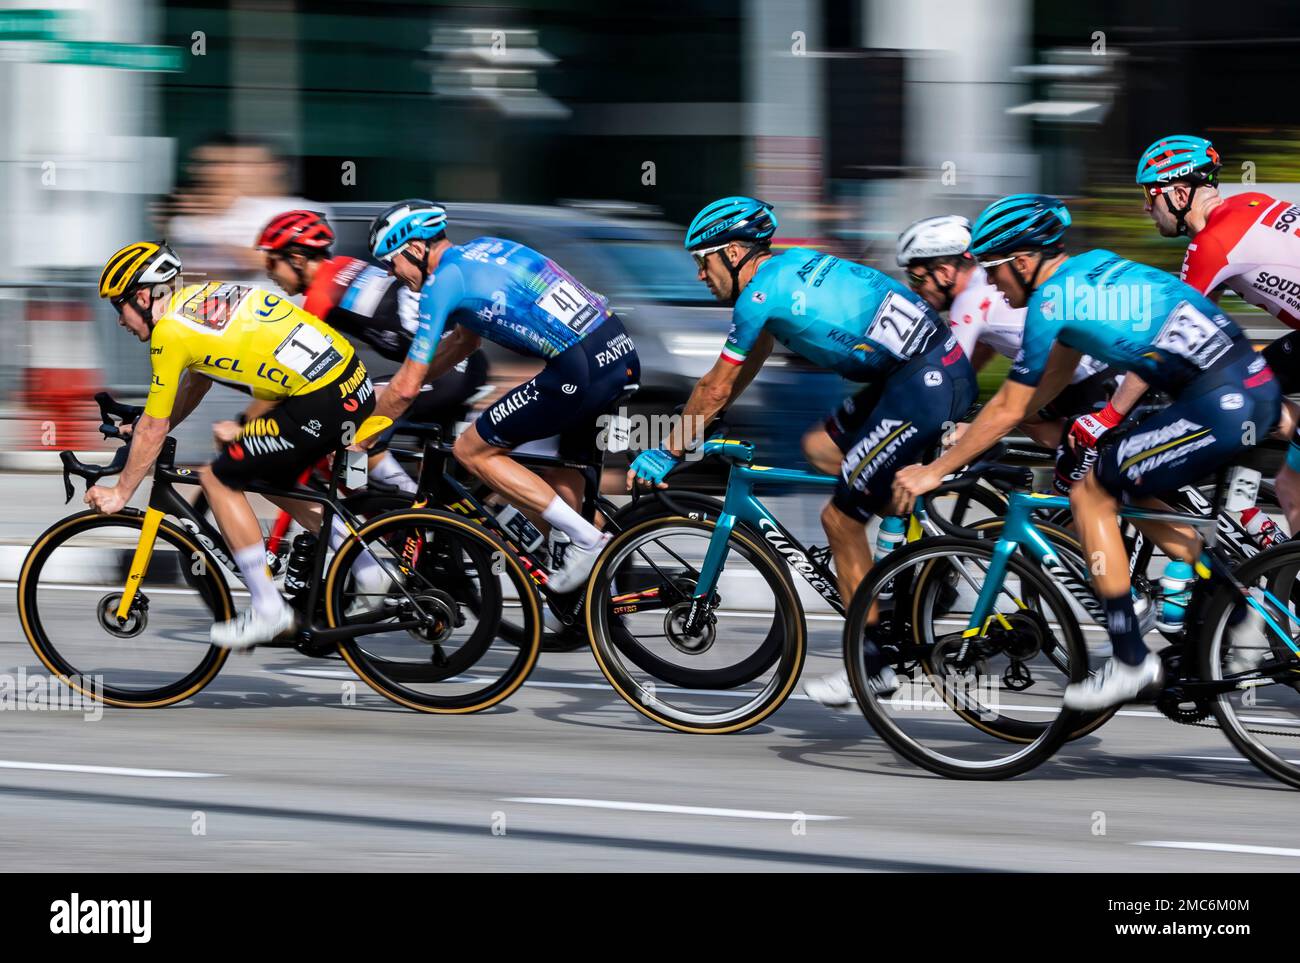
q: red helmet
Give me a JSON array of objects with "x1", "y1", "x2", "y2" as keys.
[{"x1": 256, "y1": 210, "x2": 335, "y2": 253}]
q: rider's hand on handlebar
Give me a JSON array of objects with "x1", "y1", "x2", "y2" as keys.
[
  {"x1": 1068, "y1": 403, "x2": 1122, "y2": 451},
  {"x1": 85, "y1": 484, "x2": 127, "y2": 516},
  {"x1": 891, "y1": 462, "x2": 944, "y2": 515},
  {"x1": 627, "y1": 447, "x2": 680, "y2": 491}
]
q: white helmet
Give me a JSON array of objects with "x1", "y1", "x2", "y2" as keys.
[{"x1": 896, "y1": 215, "x2": 972, "y2": 267}]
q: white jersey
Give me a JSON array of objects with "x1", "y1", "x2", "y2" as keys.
[{"x1": 948, "y1": 265, "x2": 1103, "y2": 384}]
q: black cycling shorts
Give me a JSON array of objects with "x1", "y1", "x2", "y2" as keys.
[
  {"x1": 1093, "y1": 345, "x2": 1281, "y2": 498},
  {"x1": 210, "y1": 355, "x2": 376, "y2": 491},
  {"x1": 475, "y1": 314, "x2": 640, "y2": 462},
  {"x1": 827, "y1": 335, "x2": 977, "y2": 522}
]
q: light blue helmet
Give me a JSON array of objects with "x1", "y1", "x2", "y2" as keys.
[
  {"x1": 368, "y1": 199, "x2": 448, "y2": 262},
  {"x1": 969, "y1": 194, "x2": 1071, "y2": 258},
  {"x1": 1136, "y1": 135, "x2": 1221, "y2": 186},
  {"x1": 684, "y1": 196, "x2": 778, "y2": 251}
]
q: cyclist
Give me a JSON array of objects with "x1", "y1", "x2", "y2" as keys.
[
  {"x1": 627, "y1": 196, "x2": 976, "y2": 704},
  {"x1": 358, "y1": 200, "x2": 640, "y2": 593},
  {"x1": 1131, "y1": 134, "x2": 1300, "y2": 533},
  {"x1": 893, "y1": 194, "x2": 1282, "y2": 710},
  {"x1": 256, "y1": 209, "x2": 489, "y2": 493},
  {"x1": 898, "y1": 214, "x2": 1118, "y2": 464},
  {"x1": 91, "y1": 241, "x2": 376, "y2": 649}
]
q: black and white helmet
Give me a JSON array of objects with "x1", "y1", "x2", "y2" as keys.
[{"x1": 896, "y1": 215, "x2": 972, "y2": 267}]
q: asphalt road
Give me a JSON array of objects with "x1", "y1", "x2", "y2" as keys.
[{"x1": 1, "y1": 593, "x2": 1298, "y2": 873}]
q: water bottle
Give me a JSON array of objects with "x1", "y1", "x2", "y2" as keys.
[
  {"x1": 494, "y1": 504, "x2": 544, "y2": 554},
  {"x1": 875, "y1": 516, "x2": 907, "y2": 601},
  {"x1": 1155, "y1": 559, "x2": 1195, "y2": 632},
  {"x1": 283, "y1": 532, "x2": 318, "y2": 604},
  {"x1": 1240, "y1": 507, "x2": 1281, "y2": 549},
  {"x1": 548, "y1": 530, "x2": 572, "y2": 571}
]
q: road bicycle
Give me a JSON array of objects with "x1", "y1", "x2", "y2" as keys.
[
  {"x1": 17, "y1": 393, "x2": 542, "y2": 712},
  {"x1": 844, "y1": 476, "x2": 1300, "y2": 787}
]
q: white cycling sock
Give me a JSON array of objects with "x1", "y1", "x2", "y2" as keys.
[
  {"x1": 329, "y1": 516, "x2": 383, "y2": 584},
  {"x1": 371, "y1": 451, "x2": 417, "y2": 494},
  {"x1": 235, "y1": 544, "x2": 285, "y2": 619},
  {"x1": 541, "y1": 495, "x2": 602, "y2": 551}
]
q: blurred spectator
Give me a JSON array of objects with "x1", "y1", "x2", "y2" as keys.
[{"x1": 158, "y1": 135, "x2": 320, "y2": 283}]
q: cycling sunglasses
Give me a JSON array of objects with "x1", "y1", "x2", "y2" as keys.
[{"x1": 691, "y1": 244, "x2": 728, "y2": 269}]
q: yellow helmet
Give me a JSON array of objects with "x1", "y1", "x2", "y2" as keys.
[{"x1": 98, "y1": 241, "x2": 182, "y2": 301}]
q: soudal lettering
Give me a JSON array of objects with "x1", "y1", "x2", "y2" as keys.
[
  {"x1": 1272, "y1": 205, "x2": 1300, "y2": 233},
  {"x1": 1255, "y1": 271, "x2": 1300, "y2": 297}
]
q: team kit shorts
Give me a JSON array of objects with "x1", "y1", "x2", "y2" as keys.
[
  {"x1": 211, "y1": 354, "x2": 376, "y2": 490},
  {"x1": 826, "y1": 334, "x2": 977, "y2": 521},
  {"x1": 475, "y1": 314, "x2": 641, "y2": 462},
  {"x1": 1091, "y1": 343, "x2": 1281, "y2": 497}
]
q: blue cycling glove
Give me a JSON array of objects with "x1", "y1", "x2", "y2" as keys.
[{"x1": 629, "y1": 447, "x2": 680, "y2": 486}]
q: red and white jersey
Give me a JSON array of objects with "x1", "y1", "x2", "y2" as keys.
[
  {"x1": 949, "y1": 265, "x2": 1103, "y2": 384},
  {"x1": 1180, "y1": 192, "x2": 1300, "y2": 327}
]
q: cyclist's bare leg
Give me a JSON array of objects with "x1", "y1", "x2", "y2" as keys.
[
  {"x1": 1019, "y1": 417, "x2": 1065, "y2": 450},
  {"x1": 821, "y1": 500, "x2": 874, "y2": 616},
  {"x1": 802, "y1": 425, "x2": 841, "y2": 476},
  {"x1": 453, "y1": 424, "x2": 562, "y2": 512}
]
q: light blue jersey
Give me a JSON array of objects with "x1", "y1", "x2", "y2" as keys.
[
  {"x1": 412, "y1": 237, "x2": 612, "y2": 362},
  {"x1": 721, "y1": 248, "x2": 947, "y2": 380},
  {"x1": 1012, "y1": 249, "x2": 1249, "y2": 391}
]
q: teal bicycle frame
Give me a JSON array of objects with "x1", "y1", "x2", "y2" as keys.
[
  {"x1": 687, "y1": 439, "x2": 841, "y2": 629},
  {"x1": 961, "y1": 491, "x2": 1300, "y2": 656}
]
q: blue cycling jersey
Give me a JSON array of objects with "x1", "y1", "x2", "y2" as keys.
[
  {"x1": 722, "y1": 248, "x2": 946, "y2": 380},
  {"x1": 1012, "y1": 249, "x2": 1249, "y2": 391},
  {"x1": 412, "y1": 238, "x2": 611, "y2": 363}
]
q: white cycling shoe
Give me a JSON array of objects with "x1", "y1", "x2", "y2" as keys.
[
  {"x1": 1064, "y1": 653, "x2": 1163, "y2": 711},
  {"x1": 546, "y1": 533, "x2": 611, "y2": 595},
  {"x1": 804, "y1": 666, "x2": 899, "y2": 708},
  {"x1": 211, "y1": 602, "x2": 295, "y2": 651}
]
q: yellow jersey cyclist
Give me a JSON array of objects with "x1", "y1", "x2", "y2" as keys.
[
  {"x1": 628, "y1": 196, "x2": 976, "y2": 705},
  {"x1": 894, "y1": 194, "x2": 1282, "y2": 710},
  {"x1": 357, "y1": 200, "x2": 641, "y2": 594},
  {"x1": 90, "y1": 241, "x2": 376, "y2": 649}
]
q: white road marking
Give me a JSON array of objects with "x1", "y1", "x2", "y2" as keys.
[
  {"x1": 501, "y1": 796, "x2": 842, "y2": 821},
  {"x1": 1137, "y1": 840, "x2": 1300, "y2": 858},
  {"x1": 0, "y1": 759, "x2": 221, "y2": 778}
]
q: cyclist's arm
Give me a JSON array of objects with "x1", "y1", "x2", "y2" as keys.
[
  {"x1": 970, "y1": 341, "x2": 996, "y2": 372},
  {"x1": 167, "y1": 371, "x2": 212, "y2": 427},
  {"x1": 666, "y1": 333, "x2": 774, "y2": 456},
  {"x1": 1105, "y1": 372, "x2": 1149, "y2": 418},
  {"x1": 929, "y1": 343, "x2": 1080, "y2": 477},
  {"x1": 424, "y1": 328, "x2": 481, "y2": 383},
  {"x1": 372, "y1": 268, "x2": 465, "y2": 425},
  {"x1": 110, "y1": 413, "x2": 169, "y2": 503}
]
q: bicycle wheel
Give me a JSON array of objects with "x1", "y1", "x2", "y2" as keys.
[
  {"x1": 918, "y1": 518, "x2": 1121, "y2": 742},
  {"x1": 585, "y1": 516, "x2": 805, "y2": 733},
  {"x1": 18, "y1": 510, "x2": 232, "y2": 708},
  {"x1": 1199, "y1": 542, "x2": 1300, "y2": 790},
  {"x1": 921, "y1": 480, "x2": 1007, "y2": 534},
  {"x1": 845, "y1": 537, "x2": 1087, "y2": 779},
  {"x1": 325, "y1": 509, "x2": 541, "y2": 713}
]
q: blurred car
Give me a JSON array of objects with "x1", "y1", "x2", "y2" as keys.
[{"x1": 329, "y1": 201, "x2": 845, "y2": 481}]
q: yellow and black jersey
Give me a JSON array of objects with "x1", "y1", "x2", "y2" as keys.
[{"x1": 146, "y1": 282, "x2": 356, "y2": 419}]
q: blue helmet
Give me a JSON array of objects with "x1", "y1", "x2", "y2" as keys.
[
  {"x1": 1136, "y1": 135, "x2": 1221, "y2": 186},
  {"x1": 368, "y1": 199, "x2": 448, "y2": 262},
  {"x1": 970, "y1": 194, "x2": 1071, "y2": 258},
  {"x1": 685, "y1": 196, "x2": 778, "y2": 251}
]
